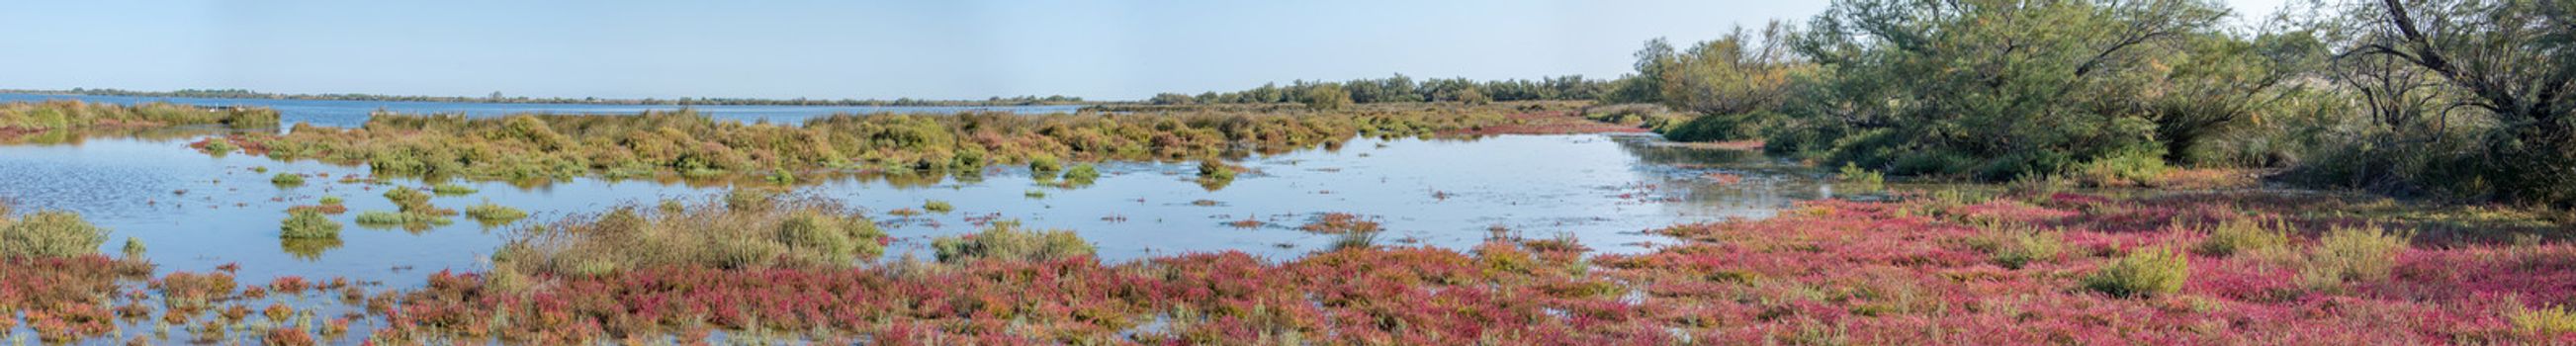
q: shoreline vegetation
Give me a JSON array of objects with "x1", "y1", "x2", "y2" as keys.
[
  {"x1": 186, "y1": 101, "x2": 1610, "y2": 183},
  {"x1": 0, "y1": 100, "x2": 278, "y2": 132}
]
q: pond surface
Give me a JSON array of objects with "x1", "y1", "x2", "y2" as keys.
[
  {"x1": 0, "y1": 93, "x2": 1082, "y2": 129},
  {"x1": 0, "y1": 131, "x2": 1845, "y2": 288}
]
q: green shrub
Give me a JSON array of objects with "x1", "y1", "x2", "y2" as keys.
[
  {"x1": 2299, "y1": 224, "x2": 2410, "y2": 290},
  {"x1": 318, "y1": 196, "x2": 344, "y2": 206},
  {"x1": 766, "y1": 169, "x2": 798, "y2": 185},
  {"x1": 1581, "y1": 104, "x2": 1686, "y2": 129},
  {"x1": 1838, "y1": 163, "x2": 1885, "y2": 192},
  {"x1": 1988, "y1": 227, "x2": 2065, "y2": 269},
  {"x1": 2510, "y1": 304, "x2": 2576, "y2": 336},
  {"x1": 775, "y1": 212, "x2": 887, "y2": 262},
  {"x1": 2084, "y1": 246, "x2": 2189, "y2": 298},
  {"x1": 2195, "y1": 217, "x2": 2290, "y2": 257},
  {"x1": 271, "y1": 173, "x2": 305, "y2": 187},
  {"x1": 2076, "y1": 146, "x2": 2171, "y2": 187},
  {"x1": 931, "y1": 221, "x2": 1094, "y2": 263},
  {"x1": 923, "y1": 200, "x2": 954, "y2": 214},
  {"x1": 1063, "y1": 163, "x2": 1101, "y2": 184},
  {"x1": 430, "y1": 183, "x2": 477, "y2": 196},
  {"x1": 1659, "y1": 111, "x2": 1781, "y2": 142},
  {"x1": 1198, "y1": 160, "x2": 1237, "y2": 181},
  {"x1": 1028, "y1": 155, "x2": 1062, "y2": 177},
  {"x1": 122, "y1": 237, "x2": 145, "y2": 258},
  {"x1": 465, "y1": 203, "x2": 528, "y2": 223},
  {"x1": 385, "y1": 188, "x2": 432, "y2": 211},
  {"x1": 1, "y1": 211, "x2": 108, "y2": 258},
  {"x1": 353, "y1": 211, "x2": 411, "y2": 224},
  {"x1": 280, "y1": 210, "x2": 341, "y2": 239},
  {"x1": 201, "y1": 140, "x2": 237, "y2": 155}
]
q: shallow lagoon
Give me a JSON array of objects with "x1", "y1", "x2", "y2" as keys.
[{"x1": 0, "y1": 130, "x2": 1841, "y2": 288}]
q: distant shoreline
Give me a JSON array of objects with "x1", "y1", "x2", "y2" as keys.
[{"x1": 0, "y1": 88, "x2": 1098, "y2": 108}]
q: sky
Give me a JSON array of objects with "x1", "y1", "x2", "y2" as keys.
[{"x1": 0, "y1": 0, "x2": 2292, "y2": 101}]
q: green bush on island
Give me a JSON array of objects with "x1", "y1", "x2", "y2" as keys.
[{"x1": 0, "y1": 209, "x2": 109, "y2": 258}]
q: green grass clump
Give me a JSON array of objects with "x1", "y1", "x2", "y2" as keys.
[
  {"x1": 2083, "y1": 246, "x2": 2188, "y2": 298},
  {"x1": 2194, "y1": 217, "x2": 2289, "y2": 257},
  {"x1": 931, "y1": 221, "x2": 1094, "y2": 263},
  {"x1": 465, "y1": 202, "x2": 529, "y2": 223},
  {"x1": 271, "y1": 173, "x2": 306, "y2": 187},
  {"x1": 319, "y1": 196, "x2": 344, "y2": 206},
  {"x1": 2510, "y1": 304, "x2": 2576, "y2": 336},
  {"x1": 121, "y1": 237, "x2": 145, "y2": 258},
  {"x1": 1982, "y1": 226, "x2": 2065, "y2": 269},
  {"x1": 201, "y1": 139, "x2": 237, "y2": 155},
  {"x1": 1063, "y1": 163, "x2": 1101, "y2": 185},
  {"x1": 1024, "y1": 190, "x2": 1047, "y2": 199},
  {"x1": 0, "y1": 210, "x2": 109, "y2": 258},
  {"x1": 1838, "y1": 162, "x2": 1885, "y2": 193},
  {"x1": 1028, "y1": 155, "x2": 1062, "y2": 178},
  {"x1": 1198, "y1": 160, "x2": 1237, "y2": 181},
  {"x1": 923, "y1": 200, "x2": 954, "y2": 214},
  {"x1": 354, "y1": 211, "x2": 402, "y2": 223},
  {"x1": 280, "y1": 210, "x2": 341, "y2": 239},
  {"x1": 2075, "y1": 146, "x2": 2169, "y2": 187},
  {"x1": 776, "y1": 212, "x2": 888, "y2": 263},
  {"x1": 2298, "y1": 224, "x2": 2411, "y2": 291},
  {"x1": 354, "y1": 211, "x2": 417, "y2": 225},
  {"x1": 430, "y1": 183, "x2": 478, "y2": 196},
  {"x1": 489, "y1": 195, "x2": 890, "y2": 277},
  {"x1": 386, "y1": 188, "x2": 432, "y2": 210}
]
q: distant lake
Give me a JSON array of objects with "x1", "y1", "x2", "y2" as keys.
[{"x1": 0, "y1": 93, "x2": 1084, "y2": 129}]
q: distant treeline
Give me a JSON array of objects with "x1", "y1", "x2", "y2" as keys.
[
  {"x1": 1144, "y1": 75, "x2": 1610, "y2": 108},
  {"x1": 2, "y1": 88, "x2": 1090, "y2": 107}
]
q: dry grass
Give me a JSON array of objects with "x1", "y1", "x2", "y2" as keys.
[{"x1": 930, "y1": 220, "x2": 1094, "y2": 263}]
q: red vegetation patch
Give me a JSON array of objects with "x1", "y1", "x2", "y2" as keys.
[
  {"x1": 1297, "y1": 213, "x2": 1381, "y2": 233},
  {"x1": 0, "y1": 256, "x2": 153, "y2": 343},
  {"x1": 373, "y1": 246, "x2": 1657, "y2": 345}
]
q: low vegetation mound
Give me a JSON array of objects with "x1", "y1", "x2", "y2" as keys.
[
  {"x1": 489, "y1": 192, "x2": 889, "y2": 278},
  {"x1": 0, "y1": 207, "x2": 109, "y2": 258}
]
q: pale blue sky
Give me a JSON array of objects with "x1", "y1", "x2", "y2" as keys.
[{"x1": 1, "y1": 0, "x2": 2289, "y2": 101}]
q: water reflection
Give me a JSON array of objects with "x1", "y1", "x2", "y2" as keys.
[
  {"x1": 0, "y1": 132, "x2": 1837, "y2": 288},
  {"x1": 280, "y1": 237, "x2": 343, "y2": 260}
]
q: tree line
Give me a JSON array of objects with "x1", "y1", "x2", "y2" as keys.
[
  {"x1": 1601, "y1": 0, "x2": 2575, "y2": 208},
  {"x1": 1146, "y1": 75, "x2": 1611, "y2": 109}
]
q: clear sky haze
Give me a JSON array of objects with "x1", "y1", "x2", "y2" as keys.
[{"x1": 2, "y1": 0, "x2": 2292, "y2": 101}]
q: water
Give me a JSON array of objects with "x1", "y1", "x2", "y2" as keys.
[
  {"x1": 0, "y1": 131, "x2": 1842, "y2": 288},
  {"x1": 0, "y1": 93, "x2": 1082, "y2": 128}
]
